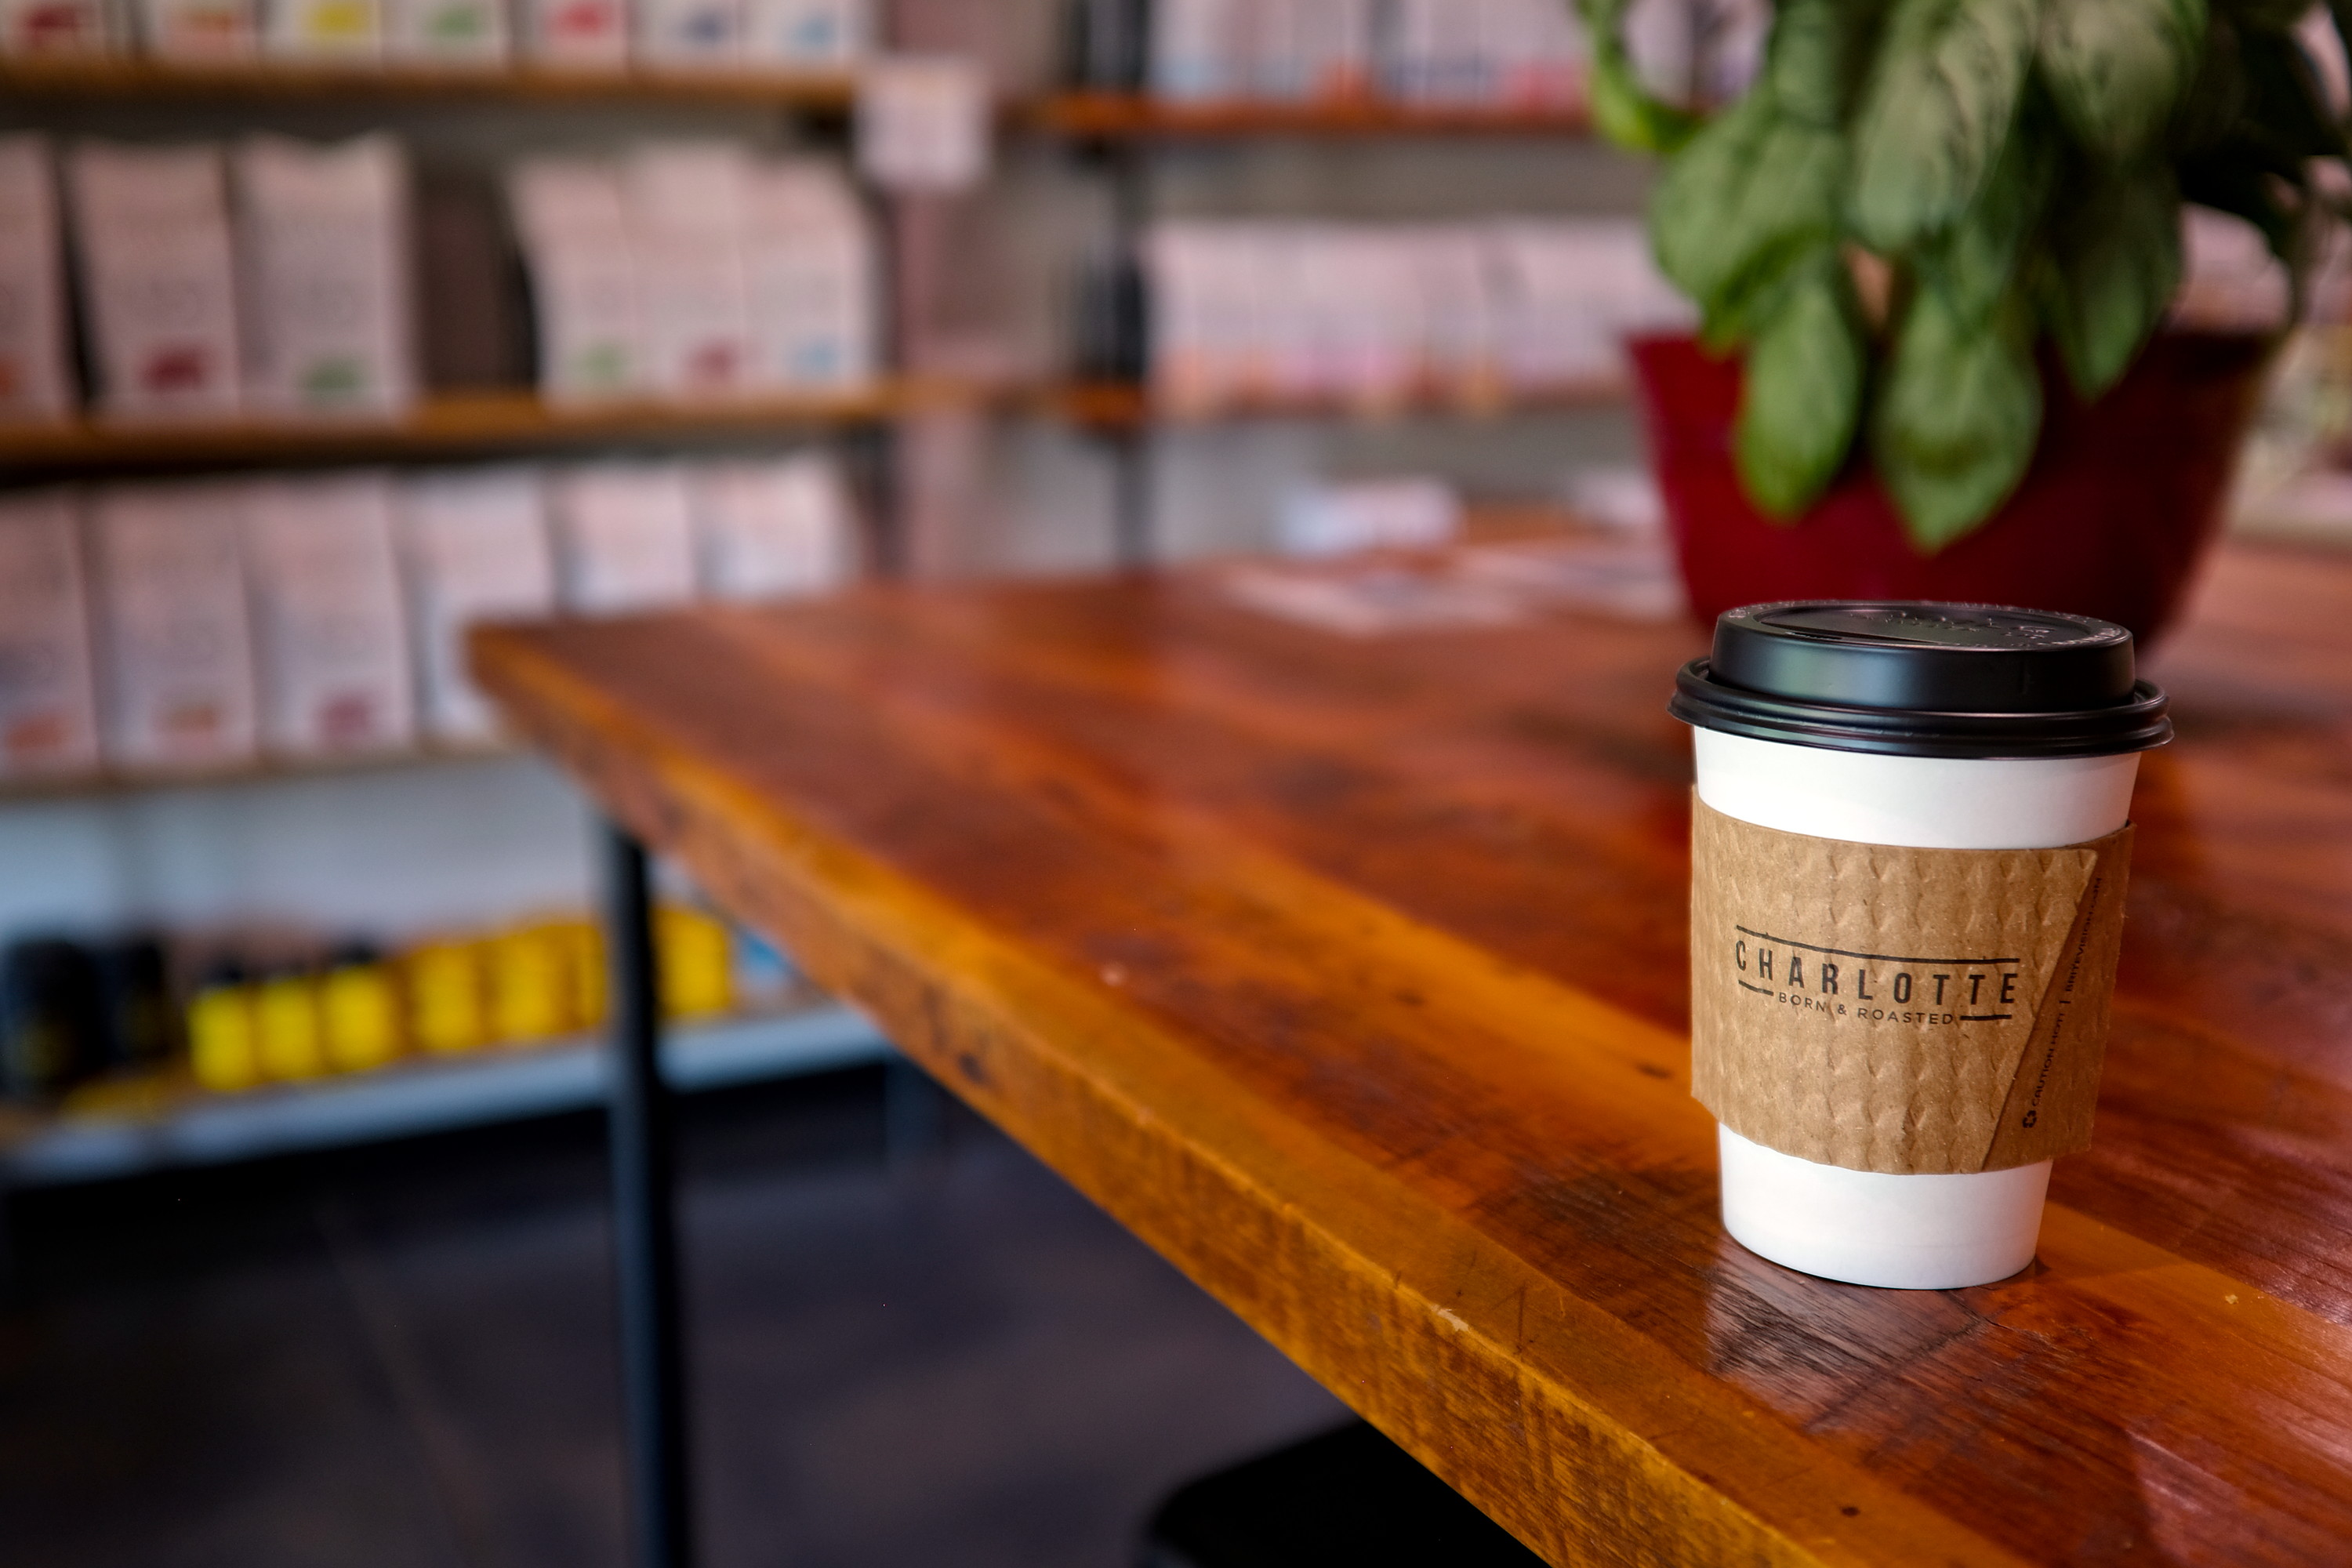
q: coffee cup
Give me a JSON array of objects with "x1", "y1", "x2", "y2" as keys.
[{"x1": 1671, "y1": 602, "x2": 2172, "y2": 1289}]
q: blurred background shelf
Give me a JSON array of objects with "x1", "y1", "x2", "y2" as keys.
[
  {"x1": 0, "y1": 741, "x2": 521, "y2": 805},
  {"x1": 1031, "y1": 92, "x2": 1592, "y2": 140},
  {"x1": 0, "y1": 56, "x2": 859, "y2": 108},
  {"x1": 1046, "y1": 377, "x2": 1630, "y2": 430},
  {"x1": 0, "y1": 1000, "x2": 895, "y2": 1187},
  {"x1": 0, "y1": 386, "x2": 958, "y2": 472}
]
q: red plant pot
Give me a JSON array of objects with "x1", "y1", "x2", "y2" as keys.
[{"x1": 1630, "y1": 332, "x2": 2273, "y2": 644}]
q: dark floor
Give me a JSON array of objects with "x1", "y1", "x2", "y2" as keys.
[{"x1": 0, "y1": 1066, "x2": 1345, "y2": 1568}]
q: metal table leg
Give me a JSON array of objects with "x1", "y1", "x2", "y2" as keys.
[{"x1": 603, "y1": 822, "x2": 696, "y2": 1568}]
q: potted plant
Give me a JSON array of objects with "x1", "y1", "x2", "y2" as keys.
[{"x1": 1577, "y1": 0, "x2": 2343, "y2": 639}]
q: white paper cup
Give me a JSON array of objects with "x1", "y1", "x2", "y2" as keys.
[
  {"x1": 1671, "y1": 601, "x2": 2170, "y2": 1291},
  {"x1": 1695, "y1": 728, "x2": 2139, "y2": 1289}
]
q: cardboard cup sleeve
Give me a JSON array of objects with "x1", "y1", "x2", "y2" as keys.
[{"x1": 1689, "y1": 795, "x2": 2133, "y2": 1177}]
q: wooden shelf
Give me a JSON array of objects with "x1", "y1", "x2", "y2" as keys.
[
  {"x1": 1046, "y1": 377, "x2": 1628, "y2": 430},
  {"x1": 1032, "y1": 92, "x2": 1592, "y2": 140},
  {"x1": 0, "y1": 56, "x2": 858, "y2": 108},
  {"x1": 0, "y1": 741, "x2": 524, "y2": 806},
  {"x1": 0, "y1": 385, "x2": 947, "y2": 471}
]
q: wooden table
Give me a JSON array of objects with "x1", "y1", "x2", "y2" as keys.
[{"x1": 474, "y1": 540, "x2": 2352, "y2": 1567}]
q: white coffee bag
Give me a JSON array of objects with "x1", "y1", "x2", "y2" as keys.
[
  {"x1": 387, "y1": 0, "x2": 504, "y2": 60},
  {"x1": 139, "y1": 0, "x2": 259, "y2": 59},
  {"x1": 624, "y1": 143, "x2": 755, "y2": 399},
  {"x1": 510, "y1": 158, "x2": 645, "y2": 401},
  {"x1": 742, "y1": 0, "x2": 863, "y2": 67},
  {"x1": 550, "y1": 463, "x2": 699, "y2": 615},
  {"x1": 266, "y1": 0, "x2": 383, "y2": 58},
  {"x1": 520, "y1": 0, "x2": 625, "y2": 66},
  {"x1": 692, "y1": 455, "x2": 858, "y2": 601},
  {"x1": 0, "y1": 0, "x2": 116, "y2": 53},
  {"x1": 0, "y1": 491, "x2": 100, "y2": 780},
  {"x1": 89, "y1": 481, "x2": 260, "y2": 770},
  {"x1": 744, "y1": 158, "x2": 877, "y2": 392},
  {"x1": 0, "y1": 136, "x2": 73, "y2": 423},
  {"x1": 242, "y1": 474, "x2": 416, "y2": 757},
  {"x1": 69, "y1": 142, "x2": 245, "y2": 422},
  {"x1": 397, "y1": 466, "x2": 556, "y2": 743},
  {"x1": 234, "y1": 134, "x2": 417, "y2": 417}
]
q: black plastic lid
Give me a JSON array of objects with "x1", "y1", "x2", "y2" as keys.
[{"x1": 1669, "y1": 601, "x2": 2172, "y2": 759}]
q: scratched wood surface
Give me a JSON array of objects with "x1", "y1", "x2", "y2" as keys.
[{"x1": 474, "y1": 540, "x2": 2352, "y2": 1566}]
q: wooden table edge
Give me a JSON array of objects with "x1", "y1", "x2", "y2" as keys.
[{"x1": 472, "y1": 620, "x2": 2071, "y2": 1568}]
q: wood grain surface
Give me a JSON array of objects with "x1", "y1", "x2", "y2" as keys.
[{"x1": 473, "y1": 541, "x2": 2352, "y2": 1566}]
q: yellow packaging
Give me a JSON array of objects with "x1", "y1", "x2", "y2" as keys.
[
  {"x1": 188, "y1": 982, "x2": 260, "y2": 1093},
  {"x1": 321, "y1": 961, "x2": 404, "y2": 1073},
  {"x1": 254, "y1": 974, "x2": 326, "y2": 1081},
  {"x1": 658, "y1": 905, "x2": 733, "y2": 1021},
  {"x1": 487, "y1": 924, "x2": 574, "y2": 1043},
  {"x1": 550, "y1": 917, "x2": 608, "y2": 1030},
  {"x1": 406, "y1": 940, "x2": 487, "y2": 1054}
]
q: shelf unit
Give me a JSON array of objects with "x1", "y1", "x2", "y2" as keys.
[
  {"x1": 1046, "y1": 86, "x2": 1611, "y2": 561},
  {"x1": 1047, "y1": 378, "x2": 1629, "y2": 431},
  {"x1": 1032, "y1": 91, "x2": 1592, "y2": 140},
  {"x1": 0, "y1": 1000, "x2": 894, "y2": 1188},
  {"x1": 0, "y1": 49, "x2": 915, "y2": 1168},
  {"x1": 0, "y1": 56, "x2": 858, "y2": 108},
  {"x1": 0, "y1": 739, "x2": 520, "y2": 806},
  {"x1": 0, "y1": 385, "x2": 955, "y2": 474}
]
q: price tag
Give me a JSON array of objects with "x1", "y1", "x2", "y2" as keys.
[{"x1": 856, "y1": 56, "x2": 992, "y2": 193}]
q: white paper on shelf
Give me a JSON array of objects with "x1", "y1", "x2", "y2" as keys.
[
  {"x1": 742, "y1": 0, "x2": 863, "y2": 67},
  {"x1": 265, "y1": 0, "x2": 383, "y2": 58},
  {"x1": 855, "y1": 55, "x2": 992, "y2": 193},
  {"x1": 397, "y1": 466, "x2": 556, "y2": 743},
  {"x1": 743, "y1": 158, "x2": 877, "y2": 392},
  {"x1": 510, "y1": 158, "x2": 644, "y2": 401},
  {"x1": 387, "y1": 0, "x2": 505, "y2": 60},
  {"x1": 0, "y1": 491, "x2": 101, "y2": 779},
  {"x1": 520, "y1": 0, "x2": 626, "y2": 66},
  {"x1": 234, "y1": 133, "x2": 417, "y2": 417},
  {"x1": 67, "y1": 141, "x2": 245, "y2": 421},
  {"x1": 692, "y1": 455, "x2": 858, "y2": 601},
  {"x1": 550, "y1": 463, "x2": 699, "y2": 615},
  {"x1": 0, "y1": 0, "x2": 115, "y2": 53},
  {"x1": 624, "y1": 142, "x2": 755, "y2": 399},
  {"x1": 637, "y1": 0, "x2": 740, "y2": 67},
  {"x1": 1278, "y1": 476, "x2": 1462, "y2": 557},
  {"x1": 0, "y1": 136, "x2": 74, "y2": 423},
  {"x1": 138, "y1": 0, "x2": 259, "y2": 58},
  {"x1": 89, "y1": 481, "x2": 260, "y2": 770},
  {"x1": 243, "y1": 473, "x2": 416, "y2": 757}
]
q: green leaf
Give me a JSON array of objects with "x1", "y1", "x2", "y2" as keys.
[
  {"x1": 1849, "y1": 0, "x2": 2042, "y2": 250},
  {"x1": 1577, "y1": 0, "x2": 1704, "y2": 152},
  {"x1": 1915, "y1": 114, "x2": 2057, "y2": 319},
  {"x1": 1651, "y1": 91, "x2": 1847, "y2": 344},
  {"x1": 2037, "y1": 0, "x2": 2206, "y2": 158},
  {"x1": 2038, "y1": 162, "x2": 2183, "y2": 397},
  {"x1": 1873, "y1": 283, "x2": 2044, "y2": 550},
  {"x1": 1766, "y1": 0, "x2": 1890, "y2": 129},
  {"x1": 1736, "y1": 252, "x2": 1868, "y2": 517}
]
